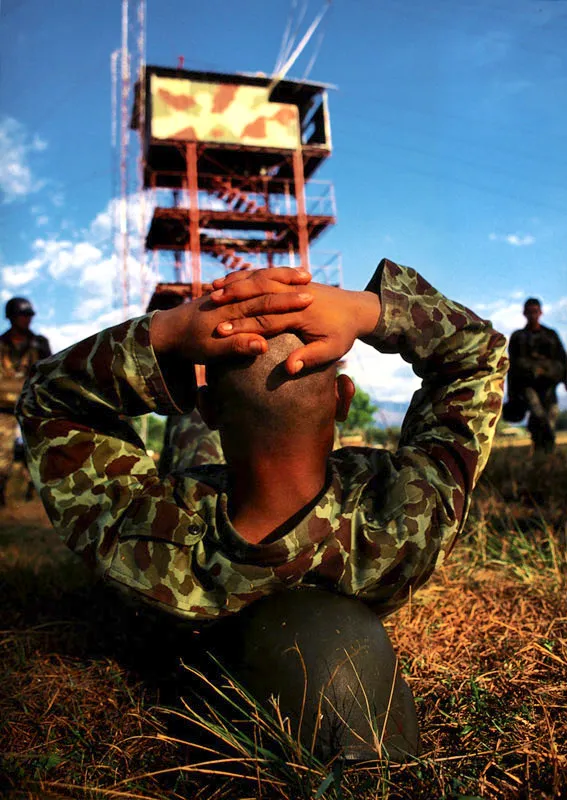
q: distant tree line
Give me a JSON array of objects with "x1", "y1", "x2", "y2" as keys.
[
  {"x1": 338, "y1": 382, "x2": 400, "y2": 445},
  {"x1": 131, "y1": 415, "x2": 166, "y2": 455}
]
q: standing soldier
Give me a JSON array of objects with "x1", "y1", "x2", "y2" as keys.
[
  {"x1": 0, "y1": 297, "x2": 51, "y2": 506},
  {"x1": 507, "y1": 298, "x2": 567, "y2": 455}
]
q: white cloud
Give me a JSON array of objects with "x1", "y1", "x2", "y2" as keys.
[
  {"x1": 2, "y1": 257, "x2": 44, "y2": 287},
  {"x1": 89, "y1": 192, "x2": 156, "y2": 246},
  {"x1": 50, "y1": 191, "x2": 64, "y2": 208},
  {"x1": 489, "y1": 232, "x2": 535, "y2": 247},
  {"x1": 36, "y1": 215, "x2": 49, "y2": 227},
  {"x1": 1, "y1": 238, "x2": 107, "y2": 288},
  {"x1": 473, "y1": 294, "x2": 567, "y2": 344},
  {"x1": 0, "y1": 213, "x2": 147, "y2": 328},
  {"x1": 344, "y1": 340, "x2": 421, "y2": 404},
  {"x1": 31, "y1": 134, "x2": 47, "y2": 152},
  {"x1": 486, "y1": 304, "x2": 525, "y2": 336},
  {"x1": 44, "y1": 239, "x2": 104, "y2": 279},
  {"x1": 41, "y1": 305, "x2": 144, "y2": 355},
  {"x1": 0, "y1": 117, "x2": 45, "y2": 203},
  {"x1": 506, "y1": 234, "x2": 535, "y2": 247}
]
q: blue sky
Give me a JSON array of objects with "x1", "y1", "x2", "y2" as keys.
[{"x1": 1, "y1": 0, "x2": 566, "y2": 410}]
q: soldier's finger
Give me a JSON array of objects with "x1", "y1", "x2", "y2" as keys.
[
  {"x1": 211, "y1": 268, "x2": 311, "y2": 302},
  {"x1": 221, "y1": 334, "x2": 268, "y2": 357},
  {"x1": 285, "y1": 340, "x2": 336, "y2": 375},
  {"x1": 213, "y1": 267, "x2": 310, "y2": 289},
  {"x1": 212, "y1": 269, "x2": 256, "y2": 290},
  {"x1": 232, "y1": 291, "x2": 313, "y2": 322},
  {"x1": 216, "y1": 311, "x2": 301, "y2": 338}
]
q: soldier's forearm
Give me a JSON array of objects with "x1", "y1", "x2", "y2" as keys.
[
  {"x1": 17, "y1": 316, "x2": 182, "y2": 429},
  {"x1": 363, "y1": 259, "x2": 508, "y2": 490}
]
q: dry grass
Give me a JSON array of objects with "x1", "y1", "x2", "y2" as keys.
[{"x1": 1, "y1": 445, "x2": 566, "y2": 799}]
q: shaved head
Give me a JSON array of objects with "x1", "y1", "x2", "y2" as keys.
[{"x1": 205, "y1": 333, "x2": 338, "y2": 438}]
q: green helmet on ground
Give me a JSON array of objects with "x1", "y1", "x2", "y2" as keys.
[{"x1": 205, "y1": 587, "x2": 421, "y2": 763}]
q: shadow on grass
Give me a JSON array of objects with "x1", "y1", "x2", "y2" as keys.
[{"x1": 0, "y1": 556, "x2": 206, "y2": 700}]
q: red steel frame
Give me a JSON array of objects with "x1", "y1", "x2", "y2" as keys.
[
  {"x1": 185, "y1": 142, "x2": 202, "y2": 299},
  {"x1": 292, "y1": 148, "x2": 310, "y2": 272},
  {"x1": 138, "y1": 68, "x2": 339, "y2": 298}
]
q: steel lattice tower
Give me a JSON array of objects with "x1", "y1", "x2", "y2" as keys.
[{"x1": 132, "y1": 66, "x2": 341, "y2": 300}]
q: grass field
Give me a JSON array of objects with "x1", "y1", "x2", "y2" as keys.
[{"x1": 1, "y1": 443, "x2": 566, "y2": 800}]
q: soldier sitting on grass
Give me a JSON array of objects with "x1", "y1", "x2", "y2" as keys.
[{"x1": 17, "y1": 261, "x2": 507, "y2": 761}]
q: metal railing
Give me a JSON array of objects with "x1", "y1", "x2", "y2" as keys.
[
  {"x1": 149, "y1": 249, "x2": 342, "y2": 288},
  {"x1": 151, "y1": 174, "x2": 337, "y2": 219}
]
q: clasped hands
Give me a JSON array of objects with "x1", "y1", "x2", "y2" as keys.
[{"x1": 150, "y1": 267, "x2": 381, "y2": 375}]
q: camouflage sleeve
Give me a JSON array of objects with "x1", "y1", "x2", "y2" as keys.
[
  {"x1": 16, "y1": 315, "x2": 202, "y2": 581},
  {"x1": 354, "y1": 259, "x2": 508, "y2": 609}
]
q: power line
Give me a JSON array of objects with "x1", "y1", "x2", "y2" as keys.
[
  {"x1": 339, "y1": 79, "x2": 567, "y2": 146},
  {"x1": 332, "y1": 122, "x2": 567, "y2": 193},
  {"x1": 334, "y1": 143, "x2": 567, "y2": 214},
  {"x1": 333, "y1": 108, "x2": 567, "y2": 173},
  {"x1": 367, "y1": 0, "x2": 567, "y2": 61}
]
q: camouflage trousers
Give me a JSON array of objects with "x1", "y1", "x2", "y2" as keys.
[
  {"x1": 0, "y1": 411, "x2": 18, "y2": 479},
  {"x1": 525, "y1": 386, "x2": 559, "y2": 455}
]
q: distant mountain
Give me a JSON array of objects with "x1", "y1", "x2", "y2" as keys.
[
  {"x1": 370, "y1": 392, "x2": 567, "y2": 429},
  {"x1": 371, "y1": 399, "x2": 409, "y2": 429}
]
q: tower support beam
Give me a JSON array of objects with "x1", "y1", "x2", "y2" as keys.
[
  {"x1": 185, "y1": 142, "x2": 201, "y2": 299},
  {"x1": 292, "y1": 149, "x2": 310, "y2": 272}
]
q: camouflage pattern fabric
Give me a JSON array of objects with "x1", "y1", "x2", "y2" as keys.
[
  {"x1": 159, "y1": 408, "x2": 225, "y2": 478},
  {"x1": 17, "y1": 260, "x2": 508, "y2": 621},
  {"x1": 151, "y1": 76, "x2": 300, "y2": 150},
  {"x1": 0, "y1": 412, "x2": 19, "y2": 479}
]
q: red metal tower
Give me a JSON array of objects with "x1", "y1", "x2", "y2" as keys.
[{"x1": 132, "y1": 66, "x2": 341, "y2": 299}]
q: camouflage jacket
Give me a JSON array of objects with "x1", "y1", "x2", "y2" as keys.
[
  {"x1": 17, "y1": 260, "x2": 508, "y2": 620},
  {"x1": 0, "y1": 329, "x2": 51, "y2": 413}
]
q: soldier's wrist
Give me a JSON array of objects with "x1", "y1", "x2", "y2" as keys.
[
  {"x1": 353, "y1": 290, "x2": 382, "y2": 339},
  {"x1": 150, "y1": 304, "x2": 192, "y2": 357}
]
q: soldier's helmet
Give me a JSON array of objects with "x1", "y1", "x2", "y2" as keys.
[
  {"x1": 203, "y1": 588, "x2": 421, "y2": 762},
  {"x1": 5, "y1": 297, "x2": 35, "y2": 319}
]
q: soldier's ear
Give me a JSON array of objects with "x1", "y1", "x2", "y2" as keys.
[
  {"x1": 335, "y1": 374, "x2": 355, "y2": 422},
  {"x1": 196, "y1": 386, "x2": 220, "y2": 430}
]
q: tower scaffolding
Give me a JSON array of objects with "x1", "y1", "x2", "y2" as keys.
[
  {"x1": 116, "y1": 0, "x2": 341, "y2": 314},
  {"x1": 135, "y1": 0, "x2": 150, "y2": 310},
  {"x1": 132, "y1": 65, "x2": 342, "y2": 298},
  {"x1": 119, "y1": 0, "x2": 131, "y2": 318}
]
